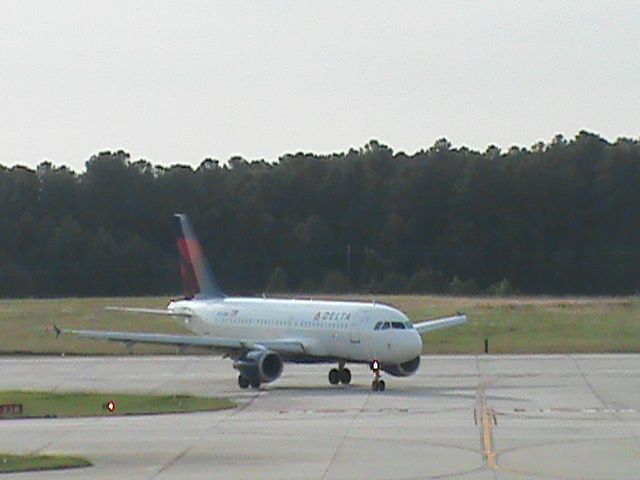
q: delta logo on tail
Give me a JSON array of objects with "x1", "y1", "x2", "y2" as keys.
[{"x1": 174, "y1": 214, "x2": 225, "y2": 299}]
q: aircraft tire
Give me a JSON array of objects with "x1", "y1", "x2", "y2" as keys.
[
  {"x1": 329, "y1": 368, "x2": 340, "y2": 385},
  {"x1": 238, "y1": 375, "x2": 250, "y2": 389},
  {"x1": 372, "y1": 379, "x2": 385, "y2": 391},
  {"x1": 339, "y1": 368, "x2": 351, "y2": 385},
  {"x1": 250, "y1": 378, "x2": 261, "y2": 389}
]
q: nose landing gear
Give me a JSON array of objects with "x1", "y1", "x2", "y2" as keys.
[
  {"x1": 328, "y1": 362, "x2": 352, "y2": 385},
  {"x1": 327, "y1": 360, "x2": 385, "y2": 391},
  {"x1": 370, "y1": 359, "x2": 385, "y2": 392}
]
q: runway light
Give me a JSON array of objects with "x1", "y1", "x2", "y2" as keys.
[{"x1": 106, "y1": 400, "x2": 115, "y2": 413}]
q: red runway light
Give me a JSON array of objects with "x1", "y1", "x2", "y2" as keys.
[{"x1": 107, "y1": 400, "x2": 115, "y2": 412}]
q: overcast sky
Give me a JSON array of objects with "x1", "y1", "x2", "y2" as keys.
[{"x1": 2, "y1": 1, "x2": 639, "y2": 171}]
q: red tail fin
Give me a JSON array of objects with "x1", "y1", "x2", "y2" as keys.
[{"x1": 174, "y1": 214, "x2": 225, "y2": 299}]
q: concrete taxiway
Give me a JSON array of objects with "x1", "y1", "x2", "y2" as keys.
[{"x1": 1, "y1": 354, "x2": 639, "y2": 479}]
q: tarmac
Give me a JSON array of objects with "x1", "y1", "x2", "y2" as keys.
[{"x1": 1, "y1": 354, "x2": 639, "y2": 479}]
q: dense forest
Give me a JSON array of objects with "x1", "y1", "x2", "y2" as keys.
[{"x1": 1, "y1": 131, "x2": 639, "y2": 297}]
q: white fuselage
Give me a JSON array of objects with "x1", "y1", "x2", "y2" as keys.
[{"x1": 168, "y1": 297, "x2": 423, "y2": 366}]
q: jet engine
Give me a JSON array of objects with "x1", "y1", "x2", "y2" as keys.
[
  {"x1": 382, "y1": 356, "x2": 420, "y2": 377},
  {"x1": 234, "y1": 349, "x2": 284, "y2": 388}
]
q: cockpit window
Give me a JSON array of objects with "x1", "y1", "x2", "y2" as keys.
[
  {"x1": 374, "y1": 321, "x2": 382, "y2": 330},
  {"x1": 381, "y1": 322, "x2": 391, "y2": 330},
  {"x1": 392, "y1": 322, "x2": 405, "y2": 329},
  {"x1": 405, "y1": 321, "x2": 414, "y2": 329}
]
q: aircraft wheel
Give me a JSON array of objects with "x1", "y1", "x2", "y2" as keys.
[
  {"x1": 250, "y1": 377, "x2": 261, "y2": 389},
  {"x1": 371, "y1": 379, "x2": 386, "y2": 392},
  {"x1": 238, "y1": 375, "x2": 250, "y2": 389},
  {"x1": 339, "y1": 368, "x2": 351, "y2": 385},
  {"x1": 329, "y1": 368, "x2": 340, "y2": 385}
]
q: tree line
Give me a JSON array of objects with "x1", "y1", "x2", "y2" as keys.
[{"x1": 1, "y1": 131, "x2": 639, "y2": 297}]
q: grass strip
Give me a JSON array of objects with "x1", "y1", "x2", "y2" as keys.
[
  {"x1": 0, "y1": 454, "x2": 91, "y2": 474},
  {"x1": 0, "y1": 390, "x2": 235, "y2": 419}
]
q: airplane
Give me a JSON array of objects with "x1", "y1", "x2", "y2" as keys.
[{"x1": 54, "y1": 214, "x2": 467, "y2": 391}]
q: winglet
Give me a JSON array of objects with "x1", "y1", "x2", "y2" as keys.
[{"x1": 52, "y1": 324, "x2": 62, "y2": 338}]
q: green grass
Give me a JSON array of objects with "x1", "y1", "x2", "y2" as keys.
[
  {"x1": 0, "y1": 390, "x2": 234, "y2": 418},
  {"x1": 0, "y1": 295, "x2": 639, "y2": 354},
  {"x1": 0, "y1": 297, "x2": 185, "y2": 355},
  {"x1": 320, "y1": 294, "x2": 640, "y2": 354},
  {"x1": 390, "y1": 295, "x2": 640, "y2": 354},
  {"x1": 0, "y1": 453, "x2": 91, "y2": 474}
]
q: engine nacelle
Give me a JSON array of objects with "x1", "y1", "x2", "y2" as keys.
[
  {"x1": 382, "y1": 356, "x2": 420, "y2": 377},
  {"x1": 234, "y1": 349, "x2": 284, "y2": 384}
]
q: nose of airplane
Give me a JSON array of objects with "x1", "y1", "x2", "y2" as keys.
[{"x1": 409, "y1": 330, "x2": 423, "y2": 357}]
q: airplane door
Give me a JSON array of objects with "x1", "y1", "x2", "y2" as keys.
[{"x1": 350, "y1": 312, "x2": 362, "y2": 344}]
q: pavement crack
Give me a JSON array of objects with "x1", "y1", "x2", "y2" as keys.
[
  {"x1": 29, "y1": 439, "x2": 57, "y2": 456},
  {"x1": 570, "y1": 355, "x2": 621, "y2": 421},
  {"x1": 52, "y1": 357, "x2": 99, "y2": 392},
  {"x1": 149, "y1": 392, "x2": 260, "y2": 480},
  {"x1": 319, "y1": 389, "x2": 369, "y2": 480},
  {"x1": 149, "y1": 356, "x2": 199, "y2": 395}
]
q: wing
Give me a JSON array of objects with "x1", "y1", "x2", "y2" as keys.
[
  {"x1": 52, "y1": 326, "x2": 307, "y2": 356},
  {"x1": 413, "y1": 313, "x2": 467, "y2": 334},
  {"x1": 104, "y1": 306, "x2": 192, "y2": 317}
]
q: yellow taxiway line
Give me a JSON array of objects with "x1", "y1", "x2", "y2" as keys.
[{"x1": 476, "y1": 380, "x2": 498, "y2": 469}]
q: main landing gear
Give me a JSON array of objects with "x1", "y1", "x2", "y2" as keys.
[
  {"x1": 238, "y1": 375, "x2": 261, "y2": 389},
  {"x1": 370, "y1": 359, "x2": 385, "y2": 392},
  {"x1": 328, "y1": 362, "x2": 351, "y2": 385}
]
